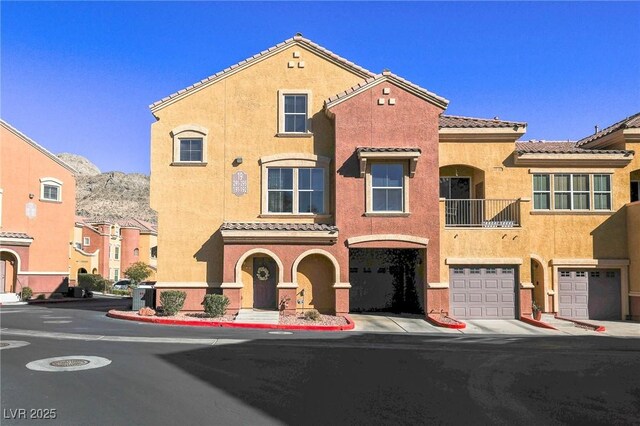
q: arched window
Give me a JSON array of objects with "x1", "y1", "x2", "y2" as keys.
[
  {"x1": 171, "y1": 124, "x2": 208, "y2": 165},
  {"x1": 133, "y1": 248, "x2": 139, "y2": 256}
]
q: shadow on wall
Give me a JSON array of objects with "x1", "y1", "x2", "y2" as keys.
[
  {"x1": 591, "y1": 207, "x2": 628, "y2": 259},
  {"x1": 194, "y1": 231, "x2": 224, "y2": 285}
]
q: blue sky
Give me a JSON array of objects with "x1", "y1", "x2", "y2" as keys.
[{"x1": 2, "y1": 1, "x2": 639, "y2": 174}]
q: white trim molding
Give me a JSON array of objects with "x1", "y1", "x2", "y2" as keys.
[
  {"x1": 233, "y1": 248, "x2": 285, "y2": 286},
  {"x1": 357, "y1": 150, "x2": 421, "y2": 178},
  {"x1": 347, "y1": 234, "x2": 429, "y2": 247},
  {"x1": 291, "y1": 249, "x2": 341, "y2": 286},
  {"x1": 0, "y1": 237, "x2": 34, "y2": 246},
  {"x1": 427, "y1": 282, "x2": 449, "y2": 289},
  {"x1": 170, "y1": 124, "x2": 208, "y2": 165},
  {"x1": 515, "y1": 153, "x2": 633, "y2": 167},
  {"x1": 445, "y1": 258, "x2": 523, "y2": 265}
]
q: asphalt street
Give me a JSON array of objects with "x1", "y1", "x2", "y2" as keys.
[{"x1": 1, "y1": 299, "x2": 640, "y2": 425}]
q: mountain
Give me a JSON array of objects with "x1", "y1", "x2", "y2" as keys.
[{"x1": 57, "y1": 154, "x2": 157, "y2": 223}]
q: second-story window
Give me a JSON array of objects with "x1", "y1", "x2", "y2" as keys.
[
  {"x1": 284, "y1": 95, "x2": 307, "y2": 133},
  {"x1": 171, "y1": 124, "x2": 208, "y2": 165},
  {"x1": 298, "y1": 168, "x2": 324, "y2": 213},
  {"x1": 371, "y1": 163, "x2": 404, "y2": 212},
  {"x1": 268, "y1": 168, "x2": 293, "y2": 213},
  {"x1": 40, "y1": 177, "x2": 62, "y2": 202},
  {"x1": 114, "y1": 246, "x2": 120, "y2": 260},
  {"x1": 533, "y1": 173, "x2": 611, "y2": 211},
  {"x1": 266, "y1": 167, "x2": 325, "y2": 214}
]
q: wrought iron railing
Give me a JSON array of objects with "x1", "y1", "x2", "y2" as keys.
[{"x1": 445, "y1": 199, "x2": 521, "y2": 227}]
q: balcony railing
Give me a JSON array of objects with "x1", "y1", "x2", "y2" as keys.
[{"x1": 445, "y1": 199, "x2": 521, "y2": 227}]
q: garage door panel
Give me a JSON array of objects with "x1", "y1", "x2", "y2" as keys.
[
  {"x1": 449, "y1": 266, "x2": 516, "y2": 319},
  {"x1": 484, "y1": 280, "x2": 498, "y2": 289},
  {"x1": 559, "y1": 282, "x2": 573, "y2": 291},
  {"x1": 558, "y1": 268, "x2": 620, "y2": 320},
  {"x1": 559, "y1": 295, "x2": 573, "y2": 304},
  {"x1": 575, "y1": 283, "x2": 588, "y2": 291},
  {"x1": 575, "y1": 295, "x2": 588, "y2": 304},
  {"x1": 468, "y1": 294, "x2": 482, "y2": 303}
]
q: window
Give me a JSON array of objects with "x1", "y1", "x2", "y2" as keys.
[
  {"x1": 533, "y1": 173, "x2": 612, "y2": 211},
  {"x1": 486, "y1": 268, "x2": 497, "y2": 274},
  {"x1": 453, "y1": 268, "x2": 464, "y2": 274},
  {"x1": 371, "y1": 163, "x2": 404, "y2": 212},
  {"x1": 533, "y1": 174, "x2": 550, "y2": 209},
  {"x1": 114, "y1": 269, "x2": 119, "y2": 281},
  {"x1": 267, "y1": 167, "x2": 324, "y2": 214},
  {"x1": 151, "y1": 246, "x2": 157, "y2": 258},
  {"x1": 133, "y1": 248, "x2": 139, "y2": 257},
  {"x1": 83, "y1": 237, "x2": 90, "y2": 246},
  {"x1": 40, "y1": 177, "x2": 62, "y2": 202},
  {"x1": 606, "y1": 271, "x2": 615, "y2": 278},
  {"x1": 260, "y1": 154, "x2": 329, "y2": 216},
  {"x1": 594, "y1": 175, "x2": 611, "y2": 210},
  {"x1": 171, "y1": 124, "x2": 208, "y2": 165},
  {"x1": 179, "y1": 138, "x2": 203, "y2": 162},
  {"x1": 75, "y1": 242, "x2": 82, "y2": 250},
  {"x1": 590, "y1": 271, "x2": 600, "y2": 278},
  {"x1": 560, "y1": 271, "x2": 571, "y2": 277},
  {"x1": 576, "y1": 271, "x2": 586, "y2": 277},
  {"x1": 470, "y1": 268, "x2": 481, "y2": 274},
  {"x1": 278, "y1": 90, "x2": 311, "y2": 135},
  {"x1": 114, "y1": 246, "x2": 120, "y2": 260}
]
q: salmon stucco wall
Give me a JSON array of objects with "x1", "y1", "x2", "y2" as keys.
[
  {"x1": 627, "y1": 201, "x2": 640, "y2": 319},
  {"x1": 1, "y1": 123, "x2": 76, "y2": 290},
  {"x1": 331, "y1": 81, "x2": 444, "y2": 288},
  {"x1": 150, "y1": 44, "x2": 368, "y2": 287}
]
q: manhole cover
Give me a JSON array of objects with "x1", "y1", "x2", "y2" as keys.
[
  {"x1": 50, "y1": 359, "x2": 90, "y2": 367},
  {"x1": 0, "y1": 341, "x2": 30, "y2": 350},
  {"x1": 27, "y1": 356, "x2": 111, "y2": 372}
]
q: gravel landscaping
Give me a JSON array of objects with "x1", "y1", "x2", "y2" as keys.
[{"x1": 279, "y1": 313, "x2": 348, "y2": 326}]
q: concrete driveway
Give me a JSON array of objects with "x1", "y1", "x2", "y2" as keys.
[{"x1": 350, "y1": 314, "x2": 555, "y2": 335}]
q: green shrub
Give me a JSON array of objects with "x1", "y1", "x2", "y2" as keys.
[
  {"x1": 124, "y1": 262, "x2": 152, "y2": 286},
  {"x1": 21, "y1": 287, "x2": 33, "y2": 300},
  {"x1": 112, "y1": 289, "x2": 131, "y2": 296},
  {"x1": 78, "y1": 274, "x2": 110, "y2": 292},
  {"x1": 203, "y1": 294, "x2": 229, "y2": 317},
  {"x1": 36, "y1": 294, "x2": 46, "y2": 300},
  {"x1": 304, "y1": 309, "x2": 321, "y2": 321},
  {"x1": 159, "y1": 290, "x2": 187, "y2": 316}
]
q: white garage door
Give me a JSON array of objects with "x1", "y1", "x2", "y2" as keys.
[
  {"x1": 558, "y1": 269, "x2": 621, "y2": 320},
  {"x1": 450, "y1": 266, "x2": 517, "y2": 319}
]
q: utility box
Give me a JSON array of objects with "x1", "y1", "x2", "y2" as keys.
[
  {"x1": 132, "y1": 286, "x2": 155, "y2": 310},
  {"x1": 68, "y1": 287, "x2": 83, "y2": 298}
]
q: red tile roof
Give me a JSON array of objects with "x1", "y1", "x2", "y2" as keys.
[
  {"x1": 221, "y1": 222, "x2": 338, "y2": 232},
  {"x1": 576, "y1": 112, "x2": 640, "y2": 147},
  {"x1": 515, "y1": 141, "x2": 634, "y2": 155},
  {"x1": 439, "y1": 115, "x2": 526, "y2": 129},
  {"x1": 356, "y1": 147, "x2": 421, "y2": 153},
  {"x1": 0, "y1": 232, "x2": 32, "y2": 239}
]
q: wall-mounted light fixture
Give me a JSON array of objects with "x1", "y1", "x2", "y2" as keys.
[{"x1": 29, "y1": 193, "x2": 34, "y2": 199}]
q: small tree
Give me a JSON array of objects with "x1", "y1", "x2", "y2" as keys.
[{"x1": 123, "y1": 262, "x2": 152, "y2": 286}]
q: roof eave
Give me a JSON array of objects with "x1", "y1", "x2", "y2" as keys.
[
  {"x1": 513, "y1": 152, "x2": 634, "y2": 167},
  {"x1": 150, "y1": 36, "x2": 375, "y2": 114},
  {"x1": 439, "y1": 127, "x2": 527, "y2": 142}
]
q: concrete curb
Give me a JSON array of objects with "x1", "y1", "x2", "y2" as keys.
[
  {"x1": 107, "y1": 310, "x2": 355, "y2": 332},
  {"x1": 554, "y1": 316, "x2": 606, "y2": 332},
  {"x1": 519, "y1": 316, "x2": 557, "y2": 330},
  {"x1": 27, "y1": 298, "x2": 92, "y2": 305},
  {"x1": 426, "y1": 314, "x2": 466, "y2": 329}
]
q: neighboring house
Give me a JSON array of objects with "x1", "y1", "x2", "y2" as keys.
[
  {"x1": 0, "y1": 119, "x2": 76, "y2": 298},
  {"x1": 70, "y1": 217, "x2": 158, "y2": 283},
  {"x1": 149, "y1": 34, "x2": 639, "y2": 320}
]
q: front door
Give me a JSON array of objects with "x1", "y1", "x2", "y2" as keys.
[{"x1": 253, "y1": 257, "x2": 277, "y2": 309}]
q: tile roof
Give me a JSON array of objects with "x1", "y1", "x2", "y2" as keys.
[
  {"x1": 576, "y1": 112, "x2": 640, "y2": 147},
  {"x1": 150, "y1": 34, "x2": 375, "y2": 112},
  {"x1": 1, "y1": 119, "x2": 77, "y2": 174},
  {"x1": 325, "y1": 70, "x2": 448, "y2": 110},
  {"x1": 439, "y1": 115, "x2": 526, "y2": 129},
  {"x1": 356, "y1": 147, "x2": 421, "y2": 153},
  {"x1": 0, "y1": 232, "x2": 33, "y2": 239},
  {"x1": 77, "y1": 217, "x2": 157, "y2": 232},
  {"x1": 221, "y1": 222, "x2": 338, "y2": 232},
  {"x1": 515, "y1": 141, "x2": 634, "y2": 155}
]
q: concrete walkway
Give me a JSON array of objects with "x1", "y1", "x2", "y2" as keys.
[{"x1": 235, "y1": 309, "x2": 280, "y2": 324}]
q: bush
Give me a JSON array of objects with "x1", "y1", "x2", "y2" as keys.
[
  {"x1": 159, "y1": 290, "x2": 186, "y2": 316},
  {"x1": 36, "y1": 294, "x2": 46, "y2": 300},
  {"x1": 124, "y1": 262, "x2": 152, "y2": 286},
  {"x1": 21, "y1": 287, "x2": 33, "y2": 300},
  {"x1": 112, "y1": 289, "x2": 131, "y2": 296},
  {"x1": 203, "y1": 294, "x2": 229, "y2": 317},
  {"x1": 78, "y1": 274, "x2": 110, "y2": 292},
  {"x1": 304, "y1": 309, "x2": 321, "y2": 321}
]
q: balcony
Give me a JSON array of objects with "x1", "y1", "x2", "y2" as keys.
[{"x1": 445, "y1": 199, "x2": 521, "y2": 228}]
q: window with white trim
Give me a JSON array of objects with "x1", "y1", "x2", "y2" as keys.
[
  {"x1": 83, "y1": 237, "x2": 90, "y2": 246},
  {"x1": 260, "y1": 154, "x2": 329, "y2": 216},
  {"x1": 170, "y1": 124, "x2": 208, "y2": 165},
  {"x1": 267, "y1": 167, "x2": 324, "y2": 214},
  {"x1": 532, "y1": 173, "x2": 611, "y2": 211},
  {"x1": 278, "y1": 90, "x2": 311, "y2": 135},
  {"x1": 40, "y1": 177, "x2": 62, "y2": 202},
  {"x1": 371, "y1": 163, "x2": 404, "y2": 212}
]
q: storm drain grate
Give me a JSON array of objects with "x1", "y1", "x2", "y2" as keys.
[{"x1": 50, "y1": 359, "x2": 90, "y2": 367}]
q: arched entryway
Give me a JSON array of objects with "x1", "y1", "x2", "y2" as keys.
[
  {"x1": 91, "y1": 268, "x2": 98, "y2": 274},
  {"x1": 77, "y1": 268, "x2": 87, "y2": 281},
  {"x1": 238, "y1": 250, "x2": 281, "y2": 310},
  {"x1": 294, "y1": 253, "x2": 336, "y2": 314},
  {"x1": 1, "y1": 250, "x2": 19, "y2": 293}
]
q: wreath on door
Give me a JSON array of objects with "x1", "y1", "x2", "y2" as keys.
[{"x1": 256, "y1": 266, "x2": 270, "y2": 281}]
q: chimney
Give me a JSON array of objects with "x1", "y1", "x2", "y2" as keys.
[{"x1": 595, "y1": 125, "x2": 599, "y2": 133}]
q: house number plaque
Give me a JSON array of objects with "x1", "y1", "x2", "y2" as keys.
[{"x1": 232, "y1": 171, "x2": 248, "y2": 196}]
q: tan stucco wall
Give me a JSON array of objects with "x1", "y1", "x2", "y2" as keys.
[
  {"x1": 627, "y1": 202, "x2": 640, "y2": 293},
  {"x1": 439, "y1": 137, "x2": 635, "y2": 312},
  {"x1": 150, "y1": 45, "x2": 366, "y2": 285},
  {"x1": 0, "y1": 124, "x2": 76, "y2": 274},
  {"x1": 296, "y1": 254, "x2": 335, "y2": 313}
]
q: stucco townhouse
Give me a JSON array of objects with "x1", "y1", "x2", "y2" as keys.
[
  {"x1": 1, "y1": 119, "x2": 77, "y2": 300},
  {"x1": 149, "y1": 35, "x2": 640, "y2": 321}
]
